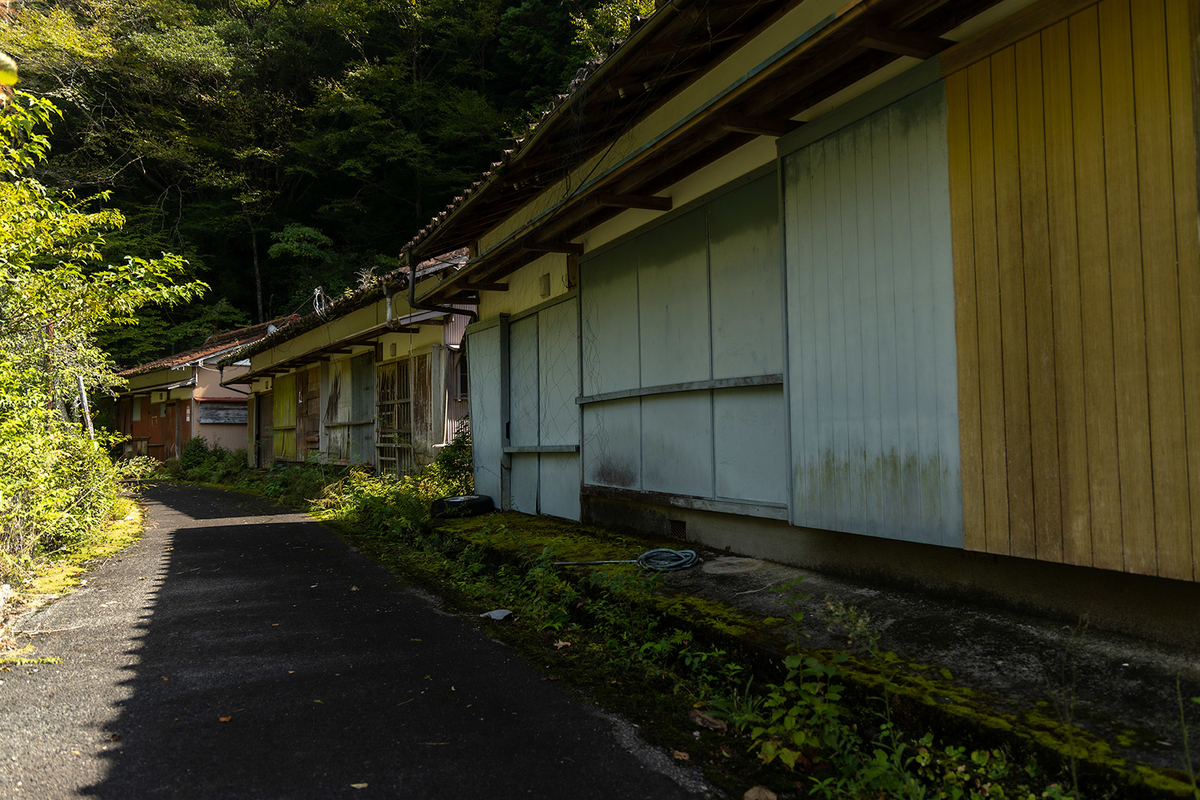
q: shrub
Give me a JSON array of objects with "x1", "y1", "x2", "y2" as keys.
[{"x1": 179, "y1": 436, "x2": 209, "y2": 471}]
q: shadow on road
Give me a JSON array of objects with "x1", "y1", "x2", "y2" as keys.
[{"x1": 80, "y1": 485, "x2": 695, "y2": 799}]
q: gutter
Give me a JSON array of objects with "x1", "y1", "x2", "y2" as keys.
[
  {"x1": 404, "y1": 254, "x2": 479, "y2": 323},
  {"x1": 118, "y1": 375, "x2": 197, "y2": 396}
]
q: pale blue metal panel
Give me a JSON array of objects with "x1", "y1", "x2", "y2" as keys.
[
  {"x1": 539, "y1": 300, "x2": 580, "y2": 448},
  {"x1": 784, "y1": 83, "x2": 961, "y2": 547},
  {"x1": 855, "y1": 119, "x2": 883, "y2": 539},
  {"x1": 509, "y1": 315, "x2": 539, "y2": 447},
  {"x1": 350, "y1": 352, "x2": 375, "y2": 465},
  {"x1": 887, "y1": 95, "x2": 922, "y2": 541},
  {"x1": 637, "y1": 209, "x2": 710, "y2": 386},
  {"x1": 641, "y1": 392, "x2": 712, "y2": 497},
  {"x1": 467, "y1": 326, "x2": 503, "y2": 504},
  {"x1": 784, "y1": 146, "x2": 816, "y2": 527},
  {"x1": 539, "y1": 453, "x2": 581, "y2": 520},
  {"x1": 583, "y1": 398, "x2": 641, "y2": 489},
  {"x1": 709, "y1": 175, "x2": 783, "y2": 379},
  {"x1": 871, "y1": 108, "x2": 904, "y2": 536},
  {"x1": 714, "y1": 386, "x2": 787, "y2": 505},
  {"x1": 510, "y1": 453, "x2": 538, "y2": 514},
  {"x1": 927, "y1": 88, "x2": 963, "y2": 546},
  {"x1": 581, "y1": 249, "x2": 639, "y2": 396}
]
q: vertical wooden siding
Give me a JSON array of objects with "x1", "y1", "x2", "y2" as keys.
[
  {"x1": 948, "y1": 0, "x2": 1199, "y2": 580},
  {"x1": 272, "y1": 372, "x2": 297, "y2": 461},
  {"x1": 783, "y1": 84, "x2": 962, "y2": 546}
]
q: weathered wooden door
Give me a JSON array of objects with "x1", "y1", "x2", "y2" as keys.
[
  {"x1": 259, "y1": 392, "x2": 274, "y2": 467},
  {"x1": 377, "y1": 359, "x2": 413, "y2": 475},
  {"x1": 297, "y1": 366, "x2": 321, "y2": 460}
]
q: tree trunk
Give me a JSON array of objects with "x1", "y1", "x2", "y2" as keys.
[{"x1": 251, "y1": 225, "x2": 264, "y2": 323}]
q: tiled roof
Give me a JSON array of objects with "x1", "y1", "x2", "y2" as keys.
[
  {"x1": 118, "y1": 315, "x2": 300, "y2": 377},
  {"x1": 216, "y1": 249, "x2": 469, "y2": 367}
]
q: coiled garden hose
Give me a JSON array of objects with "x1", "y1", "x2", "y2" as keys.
[{"x1": 553, "y1": 548, "x2": 698, "y2": 572}]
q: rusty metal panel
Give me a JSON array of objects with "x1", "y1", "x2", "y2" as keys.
[
  {"x1": 581, "y1": 247, "x2": 639, "y2": 396},
  {"x1": 637, "y1": 208, "x2": 710, "y2": 386},
  {"x1": 714, "y1": 386, "x2": 787, "y2": 505},
  {"x1": 583, "y1": 397, "x2": 640, "y2": 489},
  {"x1": 198, "y1": 402, "x2": 248, "y2": 425},
  {"x1": 783, "y1": 84, "x2": 961, "y2": 546},
  {"x1": 510, "y1": 454, "x2": 538, "y2": 513},
  {"x1": 350, "y1": 353, "x2": 375, "y2": 465},
  {"x1": 468, "y1": 326, "x2": 503, "y2": 504},
  {"x1": 538, "y1": 299, "x2": 579, "y2": 448},
  {"x1": 709, "y1": 174, "x2": 783, "y2": 379},
  {"x1": 509, "y1": 316, "x2": 539, "y2": 447},
  {"x1": 540, "y1": 453, "x2": 581, "y2": 520},
  {"x1": 641, "y1": 391, "x2": 712, "y2": 497},
  {"x1": 412, "y1": 353, "x2": 431, "y2": 466}
]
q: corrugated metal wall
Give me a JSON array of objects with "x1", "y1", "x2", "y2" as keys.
[
  {"x1": 783, "y1": 84, "x2": 962, "y2": 546},
  {"x1": 947, "y1": 0, "x2": 1200, "y2": 580},
  {"x1": 580, "y1": 173, "x2": 786, "y2": 510}
]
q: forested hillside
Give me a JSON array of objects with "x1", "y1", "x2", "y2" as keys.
[{"x1": 1, "y1": 0, "x2": 647, "y2": 365}]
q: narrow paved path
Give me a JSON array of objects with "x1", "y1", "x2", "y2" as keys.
[{"x1": 1, "y1": 484, "x2": 710, "y2": 799}]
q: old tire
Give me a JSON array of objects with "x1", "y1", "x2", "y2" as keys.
[{"x1": 430, "y1": 494, "x2": 494, "y2": 519}]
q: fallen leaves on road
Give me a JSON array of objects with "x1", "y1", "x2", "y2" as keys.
[
  {"x1": 553, "y1": 640, "x2": 571, "y2": 649},
  {"x1": 350, "y1": 783, "x2": 368, "y2": 789},
  {"x1": 672, "y1": 751, "x2": 690, "y2": 761},
  {"x1": 219, "y1": 716, "x2": 232, "y2": 722}
]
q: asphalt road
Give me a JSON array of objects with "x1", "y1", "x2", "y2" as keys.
[{"x1": 0, "y1": 484, "x2": 711, "y2": 799}]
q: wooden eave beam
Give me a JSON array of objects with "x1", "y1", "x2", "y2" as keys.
[
  {"x1": 717, "y1": 112, "x2": 800, "y2": 137},
  {"x1": 523, "y1": 241, "x2": 585, "y2": 255},
  {"x1": 593, "y1": 192, "x2": 672, "y2": 211},
  {"x1": 857, "y1": 24, "x2": 955, "y2": 59},
  {"x1": 461, "y1": 282, "x2": 509, "y2": 292}
]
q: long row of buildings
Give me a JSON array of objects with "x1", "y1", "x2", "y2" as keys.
[{"x1": 117, "y1": 0, "x2": 1200, "y2": 644}]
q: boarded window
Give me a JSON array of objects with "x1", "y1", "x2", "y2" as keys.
[{"x1": 198, "y1": 402, "x2": 247, "y2": 424}]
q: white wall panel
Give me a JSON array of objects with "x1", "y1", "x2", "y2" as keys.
[
  {"x1": 714, "y1": 386, "x2": 787, "y2": 505},
  {"x1": 539, "y1": 300, "x2": 580, "y2": 447},
  {"x1": 784, "y1": 84, "x2": 962, "y2": 546},
  {"x1": 641, "y1": 392, "x2": 712, "y2": 497},
  {"x1": 709, "y1": 175, "x2": 783, "y2": 379},
  {"x1": 581, "y1": 249, "x2": 639, "y2": 396},
  {"x1": 510, "y1": 453, "x2": 539, "y2": 514},
  {"x1": 509, "y1": 316, "x2": 539, "y2": 447},
  {"x1": 540, "y1": 453, "x2": 581, "y2": 520},
  {"x1": 583, "y1": 398, "x2": 641, "y2": 489},
  {"x1": 638, "y1": 210, "x2": 710, "y2": 386},
  {"x1": 467, "y1": 326, "x2": 503, "y2": 504}
]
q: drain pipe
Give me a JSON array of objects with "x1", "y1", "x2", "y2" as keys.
[{"x1": 404, "y1": 248, "x2": 479, "y2": 323}]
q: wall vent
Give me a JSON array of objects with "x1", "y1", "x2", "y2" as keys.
[{"x1": 668, "y1": 519, "x2": 686, "y2": 539}]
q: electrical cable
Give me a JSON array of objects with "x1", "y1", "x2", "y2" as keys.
[{"x1": 553, "y1": 548, "x2": 698, "y2": 572}]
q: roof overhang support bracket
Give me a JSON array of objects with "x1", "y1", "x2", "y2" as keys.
[
  {"x1": 718, "y1": 112, "x2": 799, "y2": 138},
  {"x1": 857, "y1": 25, "x2": 955, "y2": 60},
  {"x1": 594, "y1": 193, "x2": 673, "y2": 211}
]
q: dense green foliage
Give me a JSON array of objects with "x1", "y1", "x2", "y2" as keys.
[
  {"x1": 0, "y1": 93, "x2": 202, "y2": 585},
  {"x1": 1, "y1": 0, "x2": 649, "y2": 366}
]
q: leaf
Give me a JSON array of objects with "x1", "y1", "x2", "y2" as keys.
[
  {"x1": 219, "y1": 716, "x2": 232, "y2": 722},
  {"x1": 671, "y1": 750, "x2": 690, "y2": 761},
  {"x1": 350, "y1": 784, "x2": 368, "y2": 789},
  {"x1": 553, "y1": 640, "x2": 571, "y2": 649},
  {"x1": 743, "y1": 787, "x2": 777, "y2": 800}
]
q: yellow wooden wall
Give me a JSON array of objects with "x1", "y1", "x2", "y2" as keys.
[
  {"x1": 948, "y1": 0, "x2": 1200, "y2": 580},
  {"x1": 272, "y1": 372, "x2": 297, "y2": 461}
]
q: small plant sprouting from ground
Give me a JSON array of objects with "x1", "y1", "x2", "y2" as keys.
[
  {"x1": 822, "y1": 594, "x2": 881, "y2": 654},
  {"x1": 1179, "y1": 677, "x2": 1200, "y2": 799}
]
